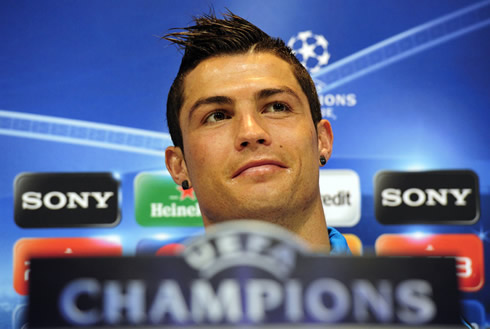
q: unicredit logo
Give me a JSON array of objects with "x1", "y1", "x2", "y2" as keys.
[
  {"x1": 374, "y1": 170, "x2": 479, "y2": 225},
  {"x1": 319, "y1": 170, "x2": 361, "y2": 227},
  {"x1": 14, "y1": 173, "x2": 120, "y2": 228}
]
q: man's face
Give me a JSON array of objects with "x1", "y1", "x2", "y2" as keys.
[{"x1": 167, "y1": 52, "x2": 332, "y2": 225}]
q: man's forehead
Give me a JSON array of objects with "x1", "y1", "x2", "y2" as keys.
[{"x1": 180, "y1": 52, "x2": 303, "y2": 110}]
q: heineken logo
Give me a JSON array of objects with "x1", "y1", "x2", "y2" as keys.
[{"x1": 134, "y1": 172, "x2": 202, "y2": 227}]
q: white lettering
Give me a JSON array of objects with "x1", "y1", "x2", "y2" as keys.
[
  {"x1": 66, "y1": 192, "x2": 90, "y2": 209},
  {"x1": 184, "y1": 242, "x2": 216, "y2": 270},
  {"x1": 347, "y1": 93, "x2": 357, "y2": 106},
  {"x1": 24, "y1": 260, "x2": 30, "y2": 281},
  {"x1": 425, "y1": 189, "x2": 448, "y2": 206},
  {"x1": 305, "y1": 278, "x2": 350, "y2": 322},
  {"x1": 396, "y1": 280, "x2": 435, "y2": 324},
  {"x1": 21, "y1": 191, "x2": 115, "y2": 210},
  {"x1": 59, "y1": 278, "x2": 101, "y2": 325},
  {"x1": 216, "y1": 235, "x2": 241, "y2": 257},
  {"x1": 151, "y1": 203, "x2": 162, "y2": 217},
  {"x1": 403, "y1": 188, "x2": 426, "y2": 207},
  {"x1": 381, "y1": 188, "x2": 401, "y2": 207},
  {"x1": 149, "y1": 280, "x2": 188, "y2": 323},
  {"x1": 381, "y1": 188, "x2": 472, "y2": 207},
  {"x1": 246, "y1": 279, "x2": 283, "y2": 322},
  {"x1": 246, "y1": 235, "x2": 271, "y2": 253},
  {"x1": 324, "y1": 94, "x2": 336, "y2": 106},
  {"x1": 44, "y1": 191, "x2": 67, "y2": 210},
  {"x1": 191, "y1": 279, "x2": 242, "y2": 323},
  {"x1": 450, "y1": 188, "x2": 472, "y2": 206},
  {"x1": 183, "y1": 233, "x2": 296, "y2": 277},
  {"x1": 320, "y1": 94, "x2": 357, "y2": 107},
  {"x1": 455, "y1": 256, "x2": 472, "y2": 278},
  {"x1": 285, "y1": 280, "x2": 303, "y2": 322},
  {"x1": 57, "y1": 277, "x2": 439, "y2": 325},
  {"x1": 335, "y1": 94, "x2": 347, "y2": 106},
  {"x1": 91, "y1": 192, "x2": 114, "y2": 208},
  {"x1": 150, "y1": 203, "x2": 201, "y2": 218},
  {"x1": 352, "y1": 280, "x2": 393, "y2": 323},
  {"x1": 322, "y1": 191, "x2": 351, "y2": 206},
  {"x1": 22, "y1": 191, "x2": 43, "y2": 210},
  {"x1": 321, "y1": 107, "x2": 337, "y2": 120},
  {"x1": 103, "y1": 280, "x2": 146, "y2": 324}
]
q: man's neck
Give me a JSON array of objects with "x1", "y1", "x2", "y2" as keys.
[
  {"x1": 202, "y1": 197, "x2": 331, "y2": 252},
  {"x1": 275, "y1": 198, "x2": 331, "y2": 252}
]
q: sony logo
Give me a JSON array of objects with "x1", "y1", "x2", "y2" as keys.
[
  {"x1": 22, "y1": 191, "x2": 114, "y2": 210},
  {"x1": 374, "y1": 170, "x2": 479, "y2": 224},
  {"x1": 381, "y1": 188, "x2": 472, "y2": 207},
  {"x1": 14, "y1": 172, "x2": 120, "y2": 228}
]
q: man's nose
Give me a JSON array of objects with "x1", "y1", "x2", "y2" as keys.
[{"x1": 234, "y1": 112, "x2": 271, "y2": 150}]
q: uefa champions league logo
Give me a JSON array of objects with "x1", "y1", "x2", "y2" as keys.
[
  {"x1": 288, "y1": 31, "x2": 330, "y2": 73},
  {"x1": 289, "y1": 30, "x2": 357, "y2": 121}
]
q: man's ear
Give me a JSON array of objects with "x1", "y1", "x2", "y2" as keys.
[
  {"x1": 317, "y1": 119, "x2": 333, "y2": 162},
  {"x1": 165, "y1": 146, "x2": 190, "y2": 186}
]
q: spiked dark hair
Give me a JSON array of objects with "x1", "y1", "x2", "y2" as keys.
[{"x1": 162, "y1": 10, "x2": 322, "y2": 150}]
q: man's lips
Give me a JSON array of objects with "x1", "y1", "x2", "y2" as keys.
[{"x1": 232, "y1": 160, "x2": 288, "y2": 178}]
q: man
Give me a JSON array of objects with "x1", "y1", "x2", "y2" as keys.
[{"x1": 163, "y1": 11, "x2": 350, "y2": 254}]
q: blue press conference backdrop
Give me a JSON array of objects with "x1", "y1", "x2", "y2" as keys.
[{"x1": 1, "y1": 0, "x2": 489, "y2": 327}]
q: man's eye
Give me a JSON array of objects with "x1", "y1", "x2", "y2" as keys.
[
  {"x1": 205, "y1": 111, "x2": 229, "y2": 123},
  {"x1": 264, "y1": 102, "x2": 290, "y2": 113}
]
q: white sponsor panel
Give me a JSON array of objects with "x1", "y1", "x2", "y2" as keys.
[{"x1": 319, "y1": 170, "x2": 361, "y2": 227}]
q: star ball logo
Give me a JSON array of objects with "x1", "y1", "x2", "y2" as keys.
[
  {"x1": 134, "y1": 172, "x2": 202, "y2": 226},
  {"x1": 288, "y1": 30, "x2": 330, "y2": 73}
]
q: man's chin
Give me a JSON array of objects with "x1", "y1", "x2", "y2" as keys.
[{"x1": 226, "y1": 199, "x2": 292, "y2": 221}]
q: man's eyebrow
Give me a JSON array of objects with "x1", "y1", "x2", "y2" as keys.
[
  {"x1": 188, "y1": 96, "x2": 233, "y2": 120},
  {"x1": 256, "y1": 87, "x2": 302, "y2": 102}
]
